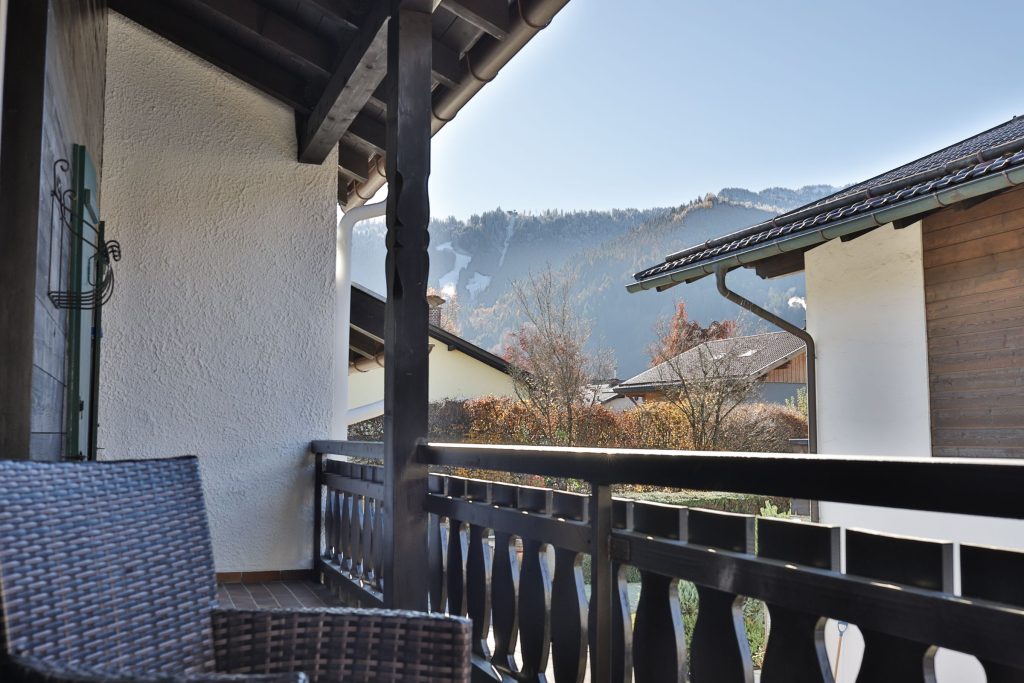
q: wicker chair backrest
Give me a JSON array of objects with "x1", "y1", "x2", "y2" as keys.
[{"x1": 0, "y1": 457, "x2": 217, "y2": 675}]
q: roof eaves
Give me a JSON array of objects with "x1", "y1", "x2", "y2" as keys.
[{"x1": 628, "y1": 159, "x2": 1024, "y2": 293}]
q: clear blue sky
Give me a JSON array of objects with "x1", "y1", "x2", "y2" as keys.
[{"x1": 425, "y1": 0, "x2": 1024, "y2": 220}]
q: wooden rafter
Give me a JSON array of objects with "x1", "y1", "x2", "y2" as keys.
[
  {"x1": 297, "y1": 0, "x2": 390, "y2": 163},
  {"x1": 110, "y1": 0, "x2": 313, "y2": 112},
  {"x1": 182, "y1": 0, "x2": 335, "y2": 78},
  {"x1": 441, "y1": 0, "x2": 509, "y2": 39}
]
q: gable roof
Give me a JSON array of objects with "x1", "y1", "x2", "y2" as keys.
[
  {"x1": 349, "y1": 283, "x2": 510, "y2": 374},
  {"x1": 617, "y1": 331, "x2": 805, "y2": 393},
  {"x1": 629, "y1": 116, "x2": 1024, "y2": 292}
]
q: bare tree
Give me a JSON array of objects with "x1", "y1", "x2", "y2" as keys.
[
  {"x1": 504, "y1": 266, "x2": 613, "y2": 446},
  {"x1": 649, "y1": 306, "x2": 757, "y2": 451}
]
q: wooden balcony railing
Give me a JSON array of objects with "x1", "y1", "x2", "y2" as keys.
[{"x1": 311, "y1": 440, "x2": 1024, "y2": 682}]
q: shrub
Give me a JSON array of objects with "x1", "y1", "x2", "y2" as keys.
[{"x1": 720, "y1": 402, "x2": 807, "y2": 453}]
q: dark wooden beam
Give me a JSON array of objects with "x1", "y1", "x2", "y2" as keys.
[
  {"x1": 750, "y1": 249, "x2": 806, "y2": 279},
  {"x1": 431, "y1": 40, "x2": 465, "y2": 89},
  {"x1": 346, "y1": 113, "x2": 386, "y2": 154},
  {"x1": 110, "y1": 0, "x2": 314, "y2": 112},
  {"x1": 0, "y1": 0, "x2": 47, "y2": 459},
  {"x1": 297, "y1": 0, "x2": 389, "y2": 163},
  {"x1": 441, "y1": 0, "x2": 509, "y2": 39},
  {"x1": 337, "y1": 142, "x2": 370, "y2": 183},
  {"x1": 183, "y1": 0, "x2": 336, "y2": 78},
  {"x1": 296, "y1": 0, "x2": 359, "y2": 32},
  {"x1": 382, "y1": 0, "x2": 432, "y2": 611}
]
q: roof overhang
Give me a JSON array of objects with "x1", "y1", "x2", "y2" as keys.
[
  {"x1": 628, "y1": 151, "x2": 1024, "y2": 293},
  {"x1": 110, "y1": 0, "x2": 569, "y2": 209},
  {"x1": 350, "y1": 284, "x2": 511, "y2": 373}
]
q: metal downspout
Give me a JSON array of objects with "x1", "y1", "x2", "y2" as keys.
[
  {"x1": 332, "y1": 199, "x2": 387, "y2": 440},
  {"x1": 715, "y1": 266, "x2": 817, "y2": 454}
]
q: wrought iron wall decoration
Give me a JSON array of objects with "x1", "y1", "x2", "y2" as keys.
[{"x1": 48, "y1": 158, "x2": 121, "y2": 309}]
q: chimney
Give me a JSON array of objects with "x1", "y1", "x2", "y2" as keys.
[{"x1": 427, "y1": 294, "x2": 446, "y2": 328}]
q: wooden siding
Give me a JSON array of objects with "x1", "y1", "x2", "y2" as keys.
[
  {"x1": 30, "y1": 0, "x2": 108, "y2": 460},
  {"x1": 763, "y1": 351, "x2": 807, "y2": 384},
  {"x1": 923, "y1": 186, "x2": 1024, "y2": 459}
]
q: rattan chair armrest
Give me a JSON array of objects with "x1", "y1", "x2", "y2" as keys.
[
  {"x1": 211, "y1": 607, "x2": 472, "y2": 683},
  {"x1": 3, "y1": 654, "x2": 308, "y2": 683}
]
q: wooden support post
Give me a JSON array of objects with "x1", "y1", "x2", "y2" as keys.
[
  {"x1": 382, "y1": 0, "x2": 432, "y2": 611},
  {"x1": 589, "y1": 482, "x2": 612, "y2": 682},
  {"x1": 313, "y1": 451, "x2": 324, "y2": 579}
]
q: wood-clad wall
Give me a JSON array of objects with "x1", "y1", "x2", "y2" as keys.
[
  {"x1": 0, "y1": 0, "x2": 107, "y2": 459},
  {"x1": 923, "y1": 186, "x2": 1024, "y2": 459},
  {"x1": 763, "y1": 351, "x2": 807, "y2": 384}
]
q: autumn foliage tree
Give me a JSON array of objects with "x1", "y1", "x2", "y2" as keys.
[
  {"x1": 647, "y1": 301, "x2": 759, "y2": 451},
  {"x1": 650, "y1": 300, "x2": 737, "y2": 364}
]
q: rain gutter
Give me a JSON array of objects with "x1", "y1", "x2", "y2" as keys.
[
  {"x1": 333, "y1": 199, "x2": 387, "y2": 439},
  {"x1": 715, "y1": 267, "x2": 817, "y2": 454},
  {"x1": 346, "y1": 0, "x2": 570, "y2": 207}
]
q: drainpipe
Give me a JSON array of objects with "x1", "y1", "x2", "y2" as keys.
[
  {"x1": 332, "y1": 199, "x2": 387, "y2": 440},
  {"x1": 715, "y1": 266, "x2": 817, "y2": 454}
]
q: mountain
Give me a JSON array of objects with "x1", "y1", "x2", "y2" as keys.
[{"x1": 351, "y1": 185, "x2": 837, "y2": 377}]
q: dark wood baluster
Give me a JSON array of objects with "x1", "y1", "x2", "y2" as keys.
[
  {"x1": 631, "y1": 501, "x2": 688, "y2": 683},
  {"x1": 467, "y1": 523, "x2": 500, "y2": 681},
  {"x1": 491, "y1": 530, "x2": 520, "y2": 676},
  {"x1": 447, "y1": 519, "x2": 469, "y2": 616},
  {"x1": 845, "y1": 530, "x2": 953, "y2": 682},
  {"x1": 372, "y1": 495, "x2": 384, "y2": 592},
  {"x1": 363, "y1": 497, "x2": 377, "y2": 587},
  {"x1": 349, "y1": 493, "x2": 365, "y2": 581},
  {"x1": 551, "y1": 491, "x2": 589, "y2": 683},
  {"x1": 323, "y1": 486, "x2": 336, "y2": 562},
  {"x1": 757, "y1": 517, "x2": 840, "y2": 683},
  {"x1": 687, "y1": 508, "x2": 755, "y2": 683},
  {"x1": 519, "y1": 538, "x2": 553, "y2": 682},
  {"x1": 339, "y1": 490, "x2": 352, "y2": 572},
  {"x1": 426, "y1": 474, "x2": 446, "y2": 612},
  {"x1": 611, "y1": 498, "x2": 633, "y2": 683},
  {"x1": 518, "y1": 485, "x2": 554, "y2": 682},
  {"x1": 961, "y1": 544, "x2": 1024, "y2": 683}
]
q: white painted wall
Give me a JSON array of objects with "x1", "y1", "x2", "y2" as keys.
[
  {"x1": 348, "y1": 334, "x2": 517, "y2": 420},
  {"x1": 98, "y1": 15, "x2": 338, "y2": 572},
  {"x1": 807, "y1": 222, "x2": 1017, "y2": 682}
]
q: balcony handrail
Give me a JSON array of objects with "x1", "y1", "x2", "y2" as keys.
[
  {"x1": 312, "y1": 440, "x2": 1024, "y2": 679},
  {"x1": 312, "y1": 439, "x2": 384, "y2": 460},
  {"x1": 421, "y1": 442, "x2": 1024, "y2": 520}
]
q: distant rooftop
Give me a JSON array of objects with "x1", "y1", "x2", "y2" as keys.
[
  {"x1": 616, "y1": 331, "x2": 805, "y2": 393},
  {"x1": 630, "y1": 116, "x2": 1024, "y2": 292}
]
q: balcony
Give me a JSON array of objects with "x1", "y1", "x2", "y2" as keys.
[{"x1": 310, "y1": 440, "x2": 1024, "y2": 682}]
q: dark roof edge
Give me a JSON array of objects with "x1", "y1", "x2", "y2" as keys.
[
  {"x1": 427, "y1": 325, "x2": 512, "y2": 375},
  {"x1": 628, "y1": 164, "x2": 1024, "y2": 293},
  {"x1": 663, "y1": 124, "x2": 1024, "y2": 265},
  {"x1": 351, "y1": 282, "x2": 511, "y2": 375}
]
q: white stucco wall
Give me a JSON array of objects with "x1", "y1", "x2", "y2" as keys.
[
  {"x1": 806, "y1": 222, "x2": 1017, "y2": 682},
  {"x1": 98, "y1": 15, "x2": 338, "y2": 572},
  {"x1": 348, "y1": 335, "x2": 517, "y2": 419}
]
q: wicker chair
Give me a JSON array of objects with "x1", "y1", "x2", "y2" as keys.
[{"x1": 0, "y1": 456, "x2": 471, "y2": 683}]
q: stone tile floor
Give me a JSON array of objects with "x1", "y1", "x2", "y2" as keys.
[{"x1": 217, "y1": 581, "x2": 343, "y2": 609}]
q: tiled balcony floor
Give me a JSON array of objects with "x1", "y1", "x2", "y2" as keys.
[{"x1": 217, "y1": 581, "x2": 343, "y2": 609}]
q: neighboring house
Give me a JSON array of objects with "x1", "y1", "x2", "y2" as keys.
[
  {"x1": 616, "y1": 331, "x2": 806, "y2": 406},
  {"x1": 347, "y1": 284, "x2": 516, "y2": 424},
  {"x1": 630, "y1": 115, "x2": 1024, "y2": 682},
  {"x1": 583, "y1": 380, "x2": 635, "y2": 412}
]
